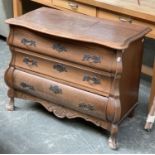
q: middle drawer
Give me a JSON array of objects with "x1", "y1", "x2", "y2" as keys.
[{"x1": 14, "y1": 49, "x2": 113, "y2": 97}]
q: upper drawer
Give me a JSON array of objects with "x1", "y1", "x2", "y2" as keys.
[
  {"x1": 53, "y1": 0, "x2": 96, "y2": 17},
  {"x1": 31, "y1": 0, "x2": 52, "y2": 6},
  {"x1": 9, "y1": 27, "x2": 117, "y2": 73},
  {"x1": 97, "y1": 9, "x2": 155, "y2": 39}
]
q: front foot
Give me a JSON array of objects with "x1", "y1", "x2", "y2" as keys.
[
  {"x1": 144, "y1": 115, "x2": 155, "y2": 131},
  {"x1": 108, "y1": 135, "x2": 118, "y2": 150},
  {"x1": 6, "y1": 98, "x2": 15, "y2": 111},
  {"x1": 108, "y1": 124, "x2": 119, "y2": 150}
]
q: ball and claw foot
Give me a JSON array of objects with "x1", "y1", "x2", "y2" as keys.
[
  {"x1": 108, "y1": 136, "x2": 119, "y2": 150},
  {"x1": 6, "y1": 98, "x2": 15, "y2": 111}
]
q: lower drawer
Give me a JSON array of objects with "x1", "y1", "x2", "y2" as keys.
[{"x1": 13, "y1": 69, "x2": 109, "y2": 121}]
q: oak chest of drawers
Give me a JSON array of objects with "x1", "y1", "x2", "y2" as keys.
[{"x1": 5, "y1": 7, "x2": 150, "y2": 149}]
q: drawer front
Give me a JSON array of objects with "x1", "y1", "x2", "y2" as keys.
[
  {"x1": 14, "y1": 50, "x2": 112, "y2": 97},
  {"x1": 31, "y1": 0, "x2": 52, "y2": 6},
  {"x1": 11, "y1": 27, "x2": 117, "y2": 73},
  {"x1": 13, "y1": 69, "x2": 109, "y2": 121},
  {"x1": 97, "y1": 9, "x2": 155, "y2": 39},
  {"x1": 53, "y1": 0, "x2": 96, "y2": 17}
]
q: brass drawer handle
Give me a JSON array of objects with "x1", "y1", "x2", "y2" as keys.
[
  {"x1": 23, "y1": 57, "x2": 38, "y2": 67},
  {"x1": 83, "y1": 74, "x2": 101, "y2": 85},
  {"x1": 21, "y1": 38, "x2": 36, "y2": 47},
  {"x1": 79, "y1": 103, "x2": 94, "y2": 111},
  {"x1": 82, "y1": 54, "x2": 102, "y2": 63},
  {"x1": 119, "y1": 16, "x2": 133, "y2": 23},
  {"x1": 52, "y1": 43, "x2": 67, "y2": 53},
  {"x1": 20, "y1": 82, "x2": 35, "y2": 91},
  {"x1": 49, "y1": 85, "x2": 62, "y2": 94},
  {"x1": 53, "y1": 63, "x2": 67, "y2": 72},
  {"x1": 68, "y1": 2, "x2": 78, "y2": 10}
]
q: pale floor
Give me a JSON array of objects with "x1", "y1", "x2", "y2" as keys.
[{"x1": 0, "y1": 39, "x2": 155, "y2": 154}]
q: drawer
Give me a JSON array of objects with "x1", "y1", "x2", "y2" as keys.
[
  {"x1": 31, "y1": 0, "x2": 52, "y2": 6},
  {"x1": 13, "y1": 69, "x2": 109, "y2": 121},
  {"x1": 97, "y1": 9, "x2": 155, "y2": 39},
  {"x1": 11, "y1": 27, "x2": 117, "y2": 73},
  {"x1": 53, "y1": 0, "x2": 96, "y2": 17},
  {"x1": 14, "y1": 49, "x2": 112, "y2": 97}
]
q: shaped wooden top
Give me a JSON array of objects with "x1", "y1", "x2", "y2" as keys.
[{"x1": 6, "y1": 7, "x2": 151, "y2": 50}]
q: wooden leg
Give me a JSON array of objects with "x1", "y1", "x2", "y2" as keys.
[
  {"x1": 6, "y1": 97, "x2": 15, "y2": 111},
  {"x1": 148, "y1": 59, "x2": 155, "y2": 111},
  {"x1": 145, "y1": 59, "x2": 155, "y2": 131},
  {"x1": 6, "y1": 89, "x2": 15, "y2": 111},
  {"x1": 13, "y1": 0, "x2": 23, "y2": 17},
  {"x1": 108, "y1": 124, "x2": 119, "y2": 150},
  {"x1": 145, "y1": 97, "x2": 155, "y2": 131}
]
